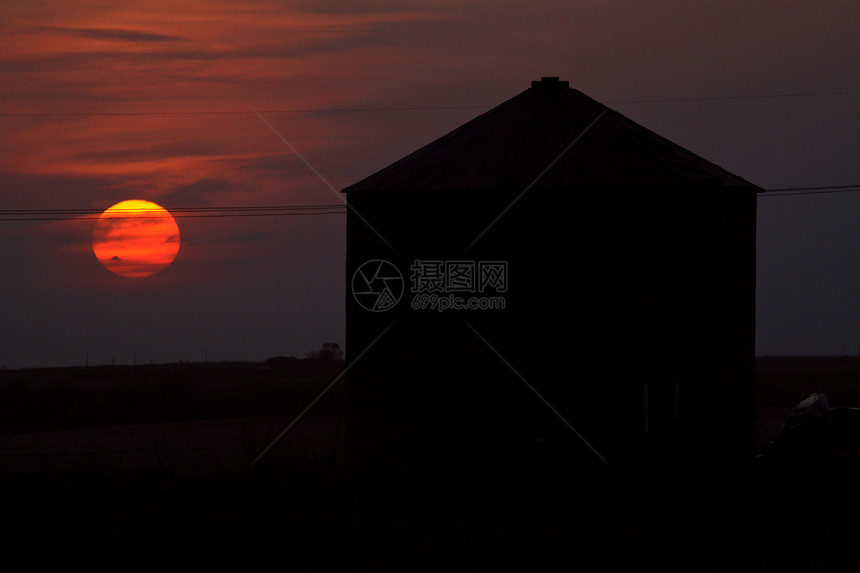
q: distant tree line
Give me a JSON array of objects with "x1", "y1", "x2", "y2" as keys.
[
  {"x1": 306, "y1": 342, "x2": 343, "y2": 362},
  {"x1": 0, "y1": 350, "x2": 347, "y2": 435},
  {"x1": 265, "y1": 342, "x2": 344, "y2": 369}
]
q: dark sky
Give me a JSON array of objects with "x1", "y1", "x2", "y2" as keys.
[{"x1": 1, "y1": 1, "x2": 859, "y2": 368}]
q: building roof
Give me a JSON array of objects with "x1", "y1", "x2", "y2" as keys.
[{"x1": 343, "y1": 77, "x2": 762, "y2": 193}]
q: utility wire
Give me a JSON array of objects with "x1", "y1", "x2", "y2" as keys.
[
  {"x1": 0, "y1": 204, "x2": 346, "y2": 221},
  {"x1": 3, "y1": 183, "x2": 860, "y2": 222},
  {"x1": 607, "y1": 90, "x2": 860, "y2": 104},
  {"x1": 0, "y1": 212, "x2": 346, "y2": 221},
  {"x1": 1, "y1": 90, "x2": 858, "y2": 117},
  {"x1": 759, "y1": 185, "x2": 860, "y2": 197},
  {"x1": 0, "y1": 105, "x2": 492, "y2": 117},
  {"x1": 0, "y1": 204, "x2": 344, "y2": 213}
]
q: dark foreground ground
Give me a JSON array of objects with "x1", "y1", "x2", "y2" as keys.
[
  {"x1": 4, "y1": 357, "x2": 860, "y2": 570},
  {"x1": 3, "y1": 458, "x2": 860, "y2": 571}
]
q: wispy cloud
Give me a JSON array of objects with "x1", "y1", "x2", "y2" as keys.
[{"x1": 37, "y1": 25, "x2": 187, "y2": 43}]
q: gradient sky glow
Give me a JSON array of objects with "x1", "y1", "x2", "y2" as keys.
[{"x1": 1, "y1": 1, "x2": 859, "y2": 368}]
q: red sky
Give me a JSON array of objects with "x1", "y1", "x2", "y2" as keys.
[{"x1": 1, "y1": 1, "x2": 859, "y2": 367}]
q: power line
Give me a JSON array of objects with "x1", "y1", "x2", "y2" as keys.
[
  {"x1": 1, "y1": 90, "x2": 857, "y2": 117},
  {"x1": 607, "y1": 90, "x2": 860, "y2": 105},
  {"x1": 0, "y1": 204, "x2": 344, "y2": 213},
  {"x1": 0, "y1": 212, "x2": 346, "y2": 221},
  {"x1": 3, "y1": 183, "x2": 860, "y2": 222},
  {"x1": 760, "y1": 184, "x2": 860, "y2": 197},
  {"x1": 0, "y1": 204, "x2": 346, "y2": 221},
  {"x1": 0, "y1": 105, "x2": 492, "y2": 118}
]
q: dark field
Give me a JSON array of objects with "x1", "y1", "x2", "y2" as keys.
[
  {"x1": 755, "y1": 356, "x2": 860, "y2": 446},
  {"x1": 2, "y1": 357, "x2": 860, "y2": 570},
  {"x1": 0, "y1": 360, "x2": 347, "y2": 436}
]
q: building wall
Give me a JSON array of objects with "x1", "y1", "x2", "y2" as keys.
[{"x1": 345, "y1": 185, "x2": 756, "y2": 480}]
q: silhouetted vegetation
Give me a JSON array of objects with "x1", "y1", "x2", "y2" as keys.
[
  {"x1": 0, "y1": 358, "x2": 346, "y2": 436},
  {"x1": 305, "y1": 342, "x2": 344, "y2": 363},
  {"x1": 263, "y1": 355, "x2": 301, "y2": 369},
  {"x1": 6, "y1": 354, "x2": 860, "y2": 439}
]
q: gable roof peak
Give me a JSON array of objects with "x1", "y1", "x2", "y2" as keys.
[
  {"x1": 531, "y1": 76, "x2": 570, "y2": 88},
  {"x1": 344, "y1": 77, "x2": 763, "y2": 193}
]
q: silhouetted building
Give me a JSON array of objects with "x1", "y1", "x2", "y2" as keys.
[{"x1": 343, "y1": 77, "x2": 761, "y2": 482}]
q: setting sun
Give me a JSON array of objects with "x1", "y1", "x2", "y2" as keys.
[{"x1": 92, "y1": 200, "x2": 180, "y2": 278}]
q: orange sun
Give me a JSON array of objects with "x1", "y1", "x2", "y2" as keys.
[{"x1": 92, "y1": 200, "x2": 180, "y2": 278}]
